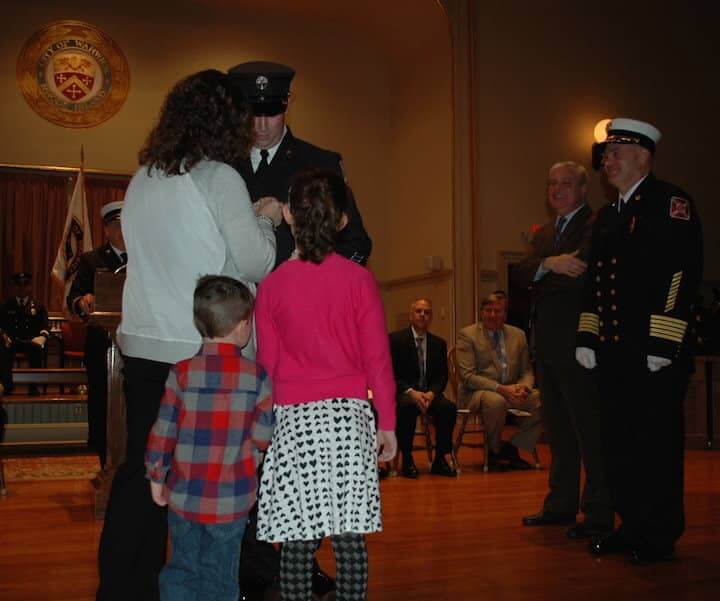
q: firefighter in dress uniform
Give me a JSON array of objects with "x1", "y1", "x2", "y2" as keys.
[
  {"x1": 576, "y1": 118, "x2": 703, "y2": 564},
  {"x1": 227, "y1": 61, "x2": 372, "y2": 268},
  {"x1": 67, "y1": 201, "x2": 126, "y2": 466},
  {"x1": 226, "y1": 61, "x2": 368, "y2": 599},
  {"x1": 0, "y1": 272, "x2": 49, "y2": 394}
]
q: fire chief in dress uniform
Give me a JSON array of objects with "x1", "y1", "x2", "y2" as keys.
[
  {"x1": 227, "y1": 61, "x2": 372, "y2": 268},
  {"x1": 67, "y1": 201, "x2": 127, "y2": 466},
  {"x1": 576, "y1": 118, "x2": 703, "y2": 564}
]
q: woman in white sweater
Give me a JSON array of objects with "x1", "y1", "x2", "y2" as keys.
[{"x1": 96, "y1": 69, "x2": 282, "y2": 601}]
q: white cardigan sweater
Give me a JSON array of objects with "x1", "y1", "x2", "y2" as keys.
[{"x1": 117, "y1": 160, "x2": 276, "y2": 364}]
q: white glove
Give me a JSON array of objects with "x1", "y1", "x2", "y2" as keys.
[
  {"x1": 575, "y1": 346, "x2": 597, "y2": 369},
  {"x1": 377, "y1": 430, "x2": 397, "y2": 462},
  {"x1": 31, "y1": 335, "x2": 47, "y2": 348},
  {"x1": 647, "y1": 355, "x2": 672, "y2": 372}
]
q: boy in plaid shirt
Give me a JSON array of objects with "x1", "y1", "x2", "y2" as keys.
[{"x1": 145, "y1": 275, "x2": 274, "y2": 601}]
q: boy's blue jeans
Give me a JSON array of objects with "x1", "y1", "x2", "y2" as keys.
[{"x1": 160, "y1": 509, "x2": 247, "y2": 601}]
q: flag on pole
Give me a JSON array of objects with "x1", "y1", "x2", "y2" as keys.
[{"x1": 51, "y1": 151, "x2": 93, "y2": 304}]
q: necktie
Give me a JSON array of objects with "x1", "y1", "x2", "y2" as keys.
[
  {"x1": 120, "y1": 252, "x2": 128, "y2": 265},
  {"x1": 416, "y1": 337, "x2": 426, "y2": 390},
  {"x1": 255, "y1": 149, "x2": 270, "y2": 178},
  {"x1": 554, "y1": 216, "x2": 566, "y2": 248},
  {"x1": 492, "y1": 330, "x2": 508, "y2": 384}
]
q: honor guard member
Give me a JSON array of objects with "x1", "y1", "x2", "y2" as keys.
[
  {"x1": 227, "y1": 61, "x2": 372, "y2": 267},
  {"x1": 67, "y1": 201, "x2": 127, "y2": 466},
  {"x1": 0, "y1": 272, "x2": 49, "y2": 392},
  {"x1": 576, "y1": 118, "x2": 703, "y2": 563}
]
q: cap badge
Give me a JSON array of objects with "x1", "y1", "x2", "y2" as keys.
[
  {"x1": 255, "y1": 75, "x2": 269, "y2": 92},
  {"x1": 670, "y1": 196, "x2": 690, "y2": 221}
]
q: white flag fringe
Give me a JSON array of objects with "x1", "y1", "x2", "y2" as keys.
[{"x1": 51, "y1": 167, "x2": 93, "y2": 306}]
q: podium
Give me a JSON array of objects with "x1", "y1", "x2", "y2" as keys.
[{"x1": 88, "y1": 268, "x2": 126, "y2": 518}]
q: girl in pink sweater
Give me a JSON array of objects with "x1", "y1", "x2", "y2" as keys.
[{"x1": 255, "y1": 169, "x2": 396, "y2": 601}]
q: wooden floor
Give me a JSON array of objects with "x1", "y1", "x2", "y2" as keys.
[{"x1": 1, "y1": 444, "x2": 719, "y2": 600}]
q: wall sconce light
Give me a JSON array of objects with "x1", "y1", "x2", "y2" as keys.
[{"x1": 594, "y1": 118, "x2": 611, "y2": 143}]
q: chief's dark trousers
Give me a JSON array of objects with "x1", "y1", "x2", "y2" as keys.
[
  {"x1": 396, "y1": 393, "x2": 457, "y2": 461},
  {"x1": 84, "y1": 326, "x2": 111, "y2": 467},
  {"x1": 96, "y1": 357, "x2": 170, "y2": 601},
  {"x1": 598, "y1": 350, "x2": 688, "y2": 549},
  {"x1": 536, "y1": 356, "x2": 613, "y2": 525}
]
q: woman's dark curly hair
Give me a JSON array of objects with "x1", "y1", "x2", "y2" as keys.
[
  {"x1": 138, "y1": 69, "x2": 252, "y2": 175},
  {"x1": 288, "y1": 169, "x2": 349, "y2": 264}
]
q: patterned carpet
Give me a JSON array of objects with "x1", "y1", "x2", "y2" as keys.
[{"x1": 2, "y1": 454, "x2": 99, "y2": 481}]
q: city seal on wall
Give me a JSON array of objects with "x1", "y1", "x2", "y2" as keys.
[{"x1": 16, "y1": 20, "x2": 130, "y2": 128}]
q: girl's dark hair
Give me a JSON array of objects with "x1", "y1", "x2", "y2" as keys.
[
  {"x1": 139, "y1": 69, "x2": 252, "y2": 175},
  {"x1": 288, "y1": 169, "x2": 348, "y2": 264}
]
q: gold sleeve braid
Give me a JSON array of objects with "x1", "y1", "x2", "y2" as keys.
[
  {"x1": 664, "y1": 271, "x2": 682, "y2": 313},
  {"x1": 578, "y1": 312, "x2": 599, "y2": 335},
  {"x1": 649, "y1": 315, "x2": 687, "y2": 343}
]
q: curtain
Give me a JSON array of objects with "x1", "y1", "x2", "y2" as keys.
[{"x1": 0, "y1": 169, "x2": 130, "y2": 312}]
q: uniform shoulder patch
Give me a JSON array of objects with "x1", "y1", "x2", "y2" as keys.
[{"x1": 669, "y1": 196, "x2": 690, "y2": 220}]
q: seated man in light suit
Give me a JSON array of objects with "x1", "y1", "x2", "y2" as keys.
[{"x1": 456, "y1": 293, "x2": 541, "y2": 470}]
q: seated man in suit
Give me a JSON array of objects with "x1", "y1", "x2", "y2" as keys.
[
  {"x1": 390, "y1": 298, "x2": 457, "y2": 478},
  {"x1": 456, "y1": 293, "x2": 541, "y2": 470}
]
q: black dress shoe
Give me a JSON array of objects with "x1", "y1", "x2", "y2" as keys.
[
  {"x1": 522, "y1": 511, "x2": 576, "y2": 527},
  {"x1": 311, "y1": 567, "x2": 336, "y2": 596},
  {"x1": 401, "y1": 460, "x2": 419, "y2": 479},
  {"x1": 588, "y1": 530, "x2": 632, "y2": 555},
  {"x1": 508, "y1": 457, "x2": 533, "y2": 470},
  {"x1": 566, "y1": 522, "x2": 613, "y2": 540},
  {"x1": 486, "y1": 449, "x2": 503, "y2": 469},
  {"x1": 430, "y1": 456, "x2": 457, "y2": 477},
  {"x1": 499, "y1": 441, "x2": 520, "y2": 460},
  {"x1": 630, "y1": 544, "x2": 676, "y2": 565}
]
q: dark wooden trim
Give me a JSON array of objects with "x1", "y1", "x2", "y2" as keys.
[
  {"x1": 1, "y1": 394, "x2": 86, "y2": 405},
  {"x1": 11, "y1": 368, "x2": 87, "y2": 385}
]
